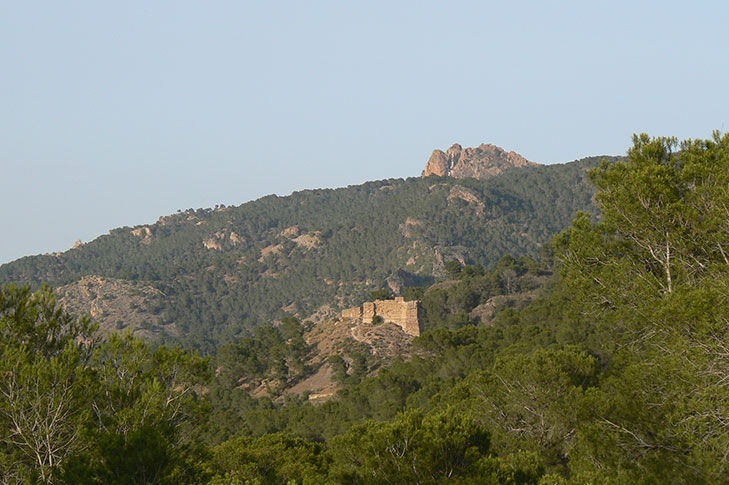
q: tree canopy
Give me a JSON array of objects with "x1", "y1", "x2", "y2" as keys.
[
  {"x1": 555, "y1": 131, "x2": 729, "y2": 481},
  {"x1": 0, "y1": 285, "x2": 208, "y2": 484},
  {"x1": 4, "y1": 132, "x2": 729, "y2": 482}
]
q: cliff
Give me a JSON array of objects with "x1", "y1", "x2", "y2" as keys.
[{"x1": 423, "y1": 143, "x2": 539, "y2": 179}]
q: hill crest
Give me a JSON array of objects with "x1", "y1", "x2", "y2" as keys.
[
  {"x1": 0, "y1": 155, "x2": 613, "y2": 351},
  {"x1": 423, "y1": 143, "x2": 539, "y2": 179}
]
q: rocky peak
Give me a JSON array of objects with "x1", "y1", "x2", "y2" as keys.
[
  {"x1": 424, "y1": 149, "x2": 450, "y2": 177},
  {"x1": 423, "y1": 143, "x2": 539, "y2": 179}
]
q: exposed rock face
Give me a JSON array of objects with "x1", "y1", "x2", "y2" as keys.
[
  {"x1": 132, "y1": 226, "x2": 153, "y2": 245},
  {"x1": 423, "y1": 143, "x2": 539, "y2": 179},
  {"x1": 131, "y1": 226, "x2": 151, "y2": 238},
  {"x1": 229, "y1": 232, "x2": 244, "y2": 246},
  {"x1": 56, "y1": 275, "x2": 170, "y2": 340},
  {"x1": 279, "y1": 226, "x2": 300, "y2": 238},
  {"x1": 258, "y1": 243, "x2": 284, "y2": 262},
  {"x1": 203, "y1": 231, "x2": 245, "y2": 250},
  {"x1": 424, "y1": 149, "x2": 451, "y2": 177},
  {"x1": 203, "y1": 234, "x2": 224, "y2": 251},
  {"x1": 293, "y1": 232, "x2": 321, "y2": 249},
  {"x1": 296, "y1": 310, "x2": 418, "y2": 402},
  {"x1": 447, "y1": 185, "x2": 485, "y2": 214}
]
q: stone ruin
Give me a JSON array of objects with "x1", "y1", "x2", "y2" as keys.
[{"x1": 341, "y1": 296, "x2": 423, "y2": 337}]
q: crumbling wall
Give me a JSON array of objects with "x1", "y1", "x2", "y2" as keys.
[
  {"x1": 342, "y1": 307, "x2": 362, "y2": 319},
  {"x1": 342, "y1": 296, "x2": 423, "y2": 337}
]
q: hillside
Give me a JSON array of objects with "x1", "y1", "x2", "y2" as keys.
[
  {"x1": 0, "y1": 155, "x2": 618, "y2": 351},
  {"x1": 210, "y1": 255, "x2": 553, "y2": 410},
  {"x1": 5, "y1": 133, "x2": 729, "y2": 483}
]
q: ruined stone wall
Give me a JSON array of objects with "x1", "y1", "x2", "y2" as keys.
[
  {"x1": 341, "y1": 296, "x2": 423, "y2": 337},
  {"x1": 341, "y1": 307, "x2": 362, "y2": 319},
  {"x1": 363, "y1": 302, "x2": 375, "y2": 319},
  {"x1": 371, "y1": 298, "x2": 412, "y2": 331},
  {"x1": 400, "y1": 300, "x2": 422, "y2": 337}
]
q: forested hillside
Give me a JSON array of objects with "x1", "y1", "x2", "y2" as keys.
[
  {"x1": 0, "y1": 156, "x2": 613, "y2": 351},
  {"x1": 4, "y1": 133, "x2": 729, "y2": 483}
]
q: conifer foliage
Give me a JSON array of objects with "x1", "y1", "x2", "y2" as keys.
[
  {"x1": 4, "y1": 133, "x2": 729, "y2": 482},
  {"x1": 556, "y1": 131, "x2": 729, "y2": 481},
  {"x1": 0, "y1": 285, "x2": 207, "y2": 484}
]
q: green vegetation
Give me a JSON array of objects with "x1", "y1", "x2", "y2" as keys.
[
  {"x1": 5, "y1": 132, "x2": 729, "y2": 482},
  {"x1": 550, "y1": 132, "x2": 729, "y2": 481},
  {"x1": 415, "y1": 253, "x2": 549, "y2": 331},
  {"x1": 0, "y1": 157, "x2": 609, "y2": 352},
  {"x1": 0, "y1": 285, "x2": 208, "y2": 483},
  {"x1": 214, "y1": 316, "x2": 311, "y2": 390}
]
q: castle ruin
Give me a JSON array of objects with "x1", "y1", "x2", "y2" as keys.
[{"x1": 342, "y1": 297, "x2": 423, "y2": 337}]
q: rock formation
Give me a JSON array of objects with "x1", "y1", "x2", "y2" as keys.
[
  {"x1": 203, "y1": 233, "x2": 225, "y2": 251},
  {"x1": 229, "y1": 231, "x2": 245, "y2": 246},
  {"x1": 423, "y1": 143, "x2": 539, "y2": 179},
  {"x1": 447, "y1": 185, "x2": 485, "y2": 214},
  {"x1": 132, "y1": 226, "x2": 153, "y2": 245}
]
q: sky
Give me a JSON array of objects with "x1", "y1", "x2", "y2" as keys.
[{"x1": 2, "y1": 1, "x2": 728, "y2": 264}]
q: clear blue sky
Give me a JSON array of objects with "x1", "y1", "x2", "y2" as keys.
[{"x1": 2, "y1": 1, "x2": 728, "y2": 264}]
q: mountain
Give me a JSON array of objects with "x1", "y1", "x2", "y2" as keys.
[
  {"x1": 423, "y1": 143, "x2": 539, "y2": 178},
  {"x1": 6, "y1": 133, "x2": 727, "y2": 483},
  {"x1": 0, "y1": 154, "x2": 618, "y2": 352}
]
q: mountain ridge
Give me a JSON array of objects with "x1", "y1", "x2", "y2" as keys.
[{"x1": 0, "y1": 155, "x2": 619, "y2": 351}]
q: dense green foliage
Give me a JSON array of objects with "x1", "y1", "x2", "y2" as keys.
[
  {"x1": 200, "y1": 131, "x2": 729, "y2": 483},
  {"x1": 199, "y1": 131, "x2": 729, "y2": 483},
  {"x1": 0, "y1": 158, "x2": 608, "y2": 352},
  {"x1": 8, "y1": 133, "x2": 729, "y2": 482},
  {"x1": 215, "y1": 316, "x2": 311, "y2": 390},
  {"x1": 0, "y1": 285, "x2": 209, "y2": 483},
  {"x1": 551, "y1": 132, "x2": 729, "y2": 482},
  {"x1": 415, "y1": 254, "x2": 550, "y2": 331}
]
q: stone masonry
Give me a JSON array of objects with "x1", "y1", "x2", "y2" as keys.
[{"x1": 341, "y1": 297, "x2": 423, "y2": 337}]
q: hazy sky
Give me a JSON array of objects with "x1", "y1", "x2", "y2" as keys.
[{"x1": 2, "y1": 1, "x2": 728, "y2": 264}]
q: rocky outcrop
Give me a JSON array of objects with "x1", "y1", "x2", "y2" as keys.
[
  {"x1": 132, "y1": 226, "x2": 153, "y2": 245},
  {"x1": 258, "y1": 243, "x2": 284, "y2": 262},
  {"x1": 398, "y1": 217, "x2": 423, "y2": 239},
  {"x1": 203, "y1": 231, "x2": 246, "y2": 250},
  {"x1": 279, "y1": 226, "x2": 300, "y2": 238},
  {"x1": 131, "y1": 226, "x2": 151, "y2": 238},
  {"x1": 203, "y1": 233, "x2": 224, "y2": 251},
  {"x1": 423, "y1": 143, "x2": 539, "y2": 179},
  {"x1": 447, "y1": 186, "x2": 485, "y2": 214},
  {"x1": 293, "y1": 232, "x2": 320, "y2": 249},
  {"x1": 424, "y1": 149, "x2": 451, "y2": 177},
  {"x1": 229, "y1": 231, "x2": 245, "y2": 246},
  {"x1": 56, "y1": 275, "x2": 170, "y2": 340},
  {"x1": 296, "y1": 311, "x2": 418, "y2": 402}
]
